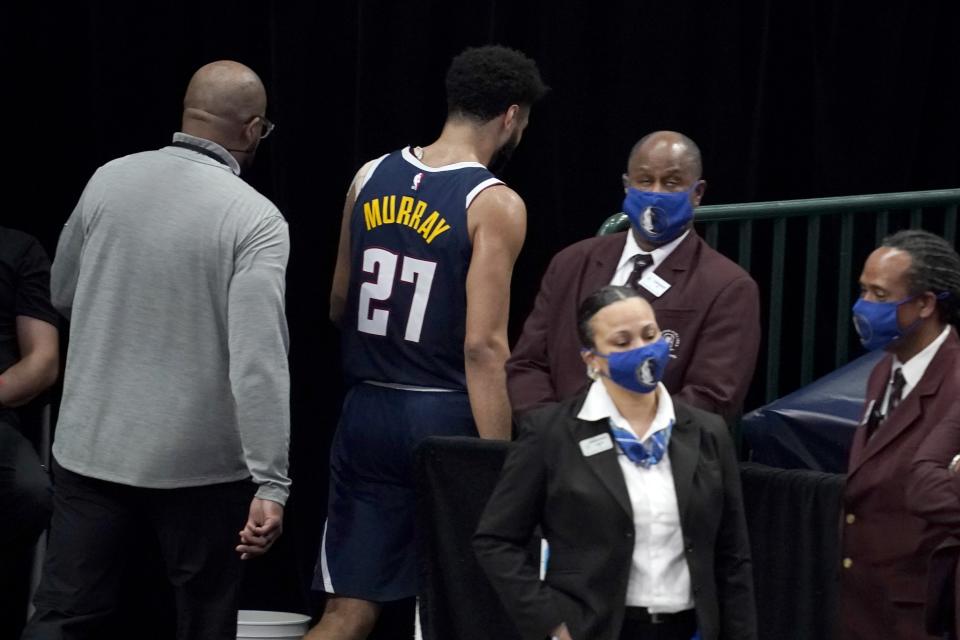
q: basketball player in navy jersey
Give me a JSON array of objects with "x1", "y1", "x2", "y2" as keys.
[{"x1": 306, "y1": 46, "x2": 547, "y2": 639}]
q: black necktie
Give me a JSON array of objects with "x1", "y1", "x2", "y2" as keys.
[
  {"x1": 886, "y1": 367, "x2": 906, "y2": 415},
  {"x1": 867, "y1": 367, "x2": 906, "y2": 440},
  {"x1": 628, "y1": 254, "x2": 654, "y2": 290}
]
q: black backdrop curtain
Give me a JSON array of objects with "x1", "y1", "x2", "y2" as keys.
[{"x1": 4, "y1": 1, "x2": 957, "y2": 635}]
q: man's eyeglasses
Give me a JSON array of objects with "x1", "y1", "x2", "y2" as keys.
[
  {"x1": 193, "y1": 109, "x2": 275, "y2": 139},
  {"x1": 256, "y1": 115, "x2": 275, "y2": 140}
]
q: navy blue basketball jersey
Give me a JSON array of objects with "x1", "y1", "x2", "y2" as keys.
[{"x1": 341, "y1": 147, "x2": 503, "y2": 390}]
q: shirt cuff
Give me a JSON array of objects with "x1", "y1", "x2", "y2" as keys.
[{"x1": 255, "y1": 482, "x2": 289, "y2": 506}]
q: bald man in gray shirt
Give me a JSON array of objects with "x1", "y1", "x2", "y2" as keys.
[{"x1": 24, "y1": 61, "x2": 290, "y2": 640}]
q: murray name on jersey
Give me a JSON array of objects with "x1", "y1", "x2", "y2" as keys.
[{"x1": 361, "y1": 194, "x2": 452, "y2": 244}]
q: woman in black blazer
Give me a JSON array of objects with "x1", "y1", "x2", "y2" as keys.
[{"x1": 473, "y1": 285, "x2": 757, "y2": 640}]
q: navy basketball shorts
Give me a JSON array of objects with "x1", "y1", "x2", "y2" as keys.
[{"x1": 313, "y1": 382, "x2": 477, "y2": 602}]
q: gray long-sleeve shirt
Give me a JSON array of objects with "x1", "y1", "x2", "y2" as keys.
[{"x1": 51, "y1": 133, "x2": 291, "y2": 504}]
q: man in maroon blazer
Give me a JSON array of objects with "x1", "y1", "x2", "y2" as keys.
[
  {"x1": 506, "y1": 131, "x2": 760, "y2": 421},
  {"x1": 840, "y1": 229, "x2": 960, "y2": 640},
  {"x1": 909, "y1": 405, "x2": 960, "y2": 639}
]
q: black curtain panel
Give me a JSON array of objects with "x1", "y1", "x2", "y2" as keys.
[
  {"x1": 739, "y1": 463, "x2": 846, "y2": 640},
  {"x1": 4, "y1": 1, "x2": 956, "y2": 634},
  {"x1": 416, "y1": 437, "x2": 526, "y2": 640}
]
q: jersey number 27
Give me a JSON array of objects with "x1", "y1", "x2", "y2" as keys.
[{"x1": 358, "y1": 247, "x2": 437, "y2": 343}]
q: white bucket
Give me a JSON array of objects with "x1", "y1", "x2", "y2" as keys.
[{"x1": 237, "y1": 609, "x2": 311, "y2": 639}]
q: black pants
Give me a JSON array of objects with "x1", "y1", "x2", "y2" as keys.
[
  {"x1": 0, "y1": 417, "x2": 53, "y2": 640},
  {"x1": 22, "y1": 459, "x2": 254, "y2": 640},
  {"x1": 619, "y1": 608, "x2": 698, "y2": 640}
]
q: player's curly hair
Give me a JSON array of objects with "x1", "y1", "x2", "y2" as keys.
[
  {"x1": 445, "y1": 45, "x2": 548, "y2": 122},
  {"x1": 883, "y1": 229, "x2": 960, "y2": 326}
]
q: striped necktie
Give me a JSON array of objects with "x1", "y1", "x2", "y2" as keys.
[
  {"x1": 610, "y1": 420, "x2": 674, "y2": 468},
  {"x1": 628, "y1": 253, "x2": 654, "y2": 290}
]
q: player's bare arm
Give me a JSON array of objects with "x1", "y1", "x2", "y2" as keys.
[
  {"x1": 330, "y1": 160, "x2": 378, "y2": 325},
  {"x1": 464, "y1": 184, "x2": 527, "y2": 440}
]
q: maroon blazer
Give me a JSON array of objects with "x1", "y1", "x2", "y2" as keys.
[
  {"x1": 506, "y1": 230, "x2": 761, "y2": 420},
  {"x1": 839, "y1": 327, "x2": 960, "y2": 640},
  {"x1": 908, "y1": 404, "x2": 960, "y2": 639}
]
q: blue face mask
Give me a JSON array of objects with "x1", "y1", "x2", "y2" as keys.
[
  {"x1": 623, "y1": 182, "x2": 700, "y2": 245},
  {"x1": 851, "y1": 296, "x2": 917, "y2": 351},
  {"x1": 591, "y1": 338, "x2": 671, "y2": 394}
]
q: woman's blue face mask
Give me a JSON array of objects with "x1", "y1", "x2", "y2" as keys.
[
  {"x1": 590, "y1": 337, "x2": 670, "y2": 394},
  {"x1": 622, "y1": 182, "x2": 700, "y2": 246}
]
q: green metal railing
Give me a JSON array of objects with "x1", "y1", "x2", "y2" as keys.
[{"x1": 598, "y1": 188, "x2": 960, "y2": 404}]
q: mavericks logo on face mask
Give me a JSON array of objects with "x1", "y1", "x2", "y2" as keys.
[
  {"x1": 592, "y1": 337, "x2": 671, "y2": 394},
  {"x1": 851, "y1": 292, "x2": 947, "y2": 351},
  {"x1": 623, "y1": 182, "x2": 700, "y2": 246},
  {"x1": 640, "y1": 207, "x2": 659, "y2": 236},
  {"x1": 637, "y1": 358, "x2": 658, "y2": 386},
  {"x1": 852, "y1": 296, "x2": 915, "y2": 351}
]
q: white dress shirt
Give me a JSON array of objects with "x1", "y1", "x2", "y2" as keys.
[
  {"x1": 577, "y1": 380, "x2": 695, "y2": 612},
  {"x1": 880, "y1": 325, "x2": 951, "y2": 415},
  {"x1": 609, "y1": 229, "x2": 690, "y2": 287}
]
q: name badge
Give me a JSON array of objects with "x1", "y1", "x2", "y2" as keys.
[
  {"x1": 859, "y1": 400, "x2": 875, "y2": 426},
  {"x1": 639, "y1": 272, "x2": 671, "y2": 297},
  {"x1": 579, "y1": 433, "x2": 614, "y2": 457}
]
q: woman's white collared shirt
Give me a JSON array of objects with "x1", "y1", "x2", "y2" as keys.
[{"x1": 576, "y1": 380, "x2": 695, "y2": 612}]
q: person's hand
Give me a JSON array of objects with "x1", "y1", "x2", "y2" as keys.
[
  {"x1": 236, "y1": 497, "x2": 284, "y2": 560},
  {"x1": 550, "y1": 622, "x2": 573, "y2": 640}
]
